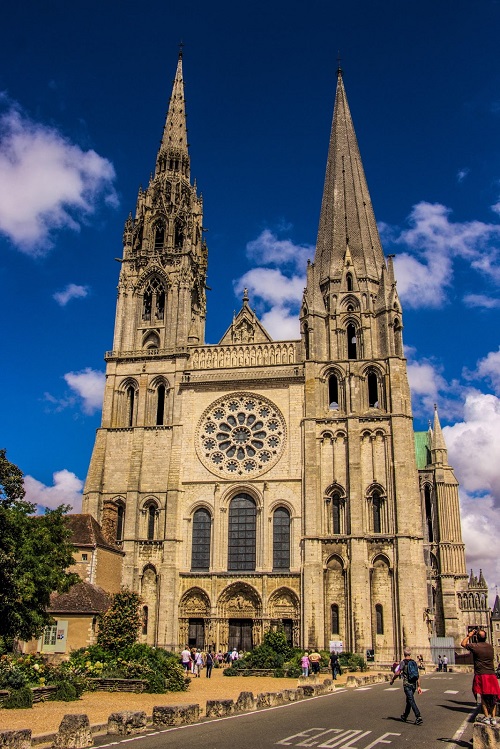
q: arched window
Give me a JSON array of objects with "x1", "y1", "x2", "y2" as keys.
[
  {"x1": 375, "y1": 604, "x2": 384, "y2": 634},
  {"x1": 346, "y1": 273, "x2": 353, "y2": 291},
  {"x1": 116, "y1": 503, "x2": 125, "y2": 542},
  {"x1": 303, "y1": 323, "x2": 310, "y2": 360},
  {"x1": 175, "y1": 219, "x2": 184, "y2": 248},
  {"x1": 191, "y1": 508, "x2": 211, "y2": 571},
  {"x1": 328, "y1": 374, "x2": 339, "y2": 410},
  {"x1": 372, "y1": 492, "x2": 382, "y2": 534},
  {"x1": 228, "y1": 494, "x2": 256, "y2": 571},
  {"x1": 368, "y1": 372, "x2": 379, "y2": 408},
  {"x1": 126, "y1": 385, "x2": 135, "y2": 427},
  {"x1": 154, "y1": 225, "x2": 165, "y2": 249},
  {"x1": 347, "y1": 323, "x2": 357, "y2": 359},
  {"x1": 332, "y1": 494, "x2": 342, "y2": 534},
  {"x1": 273, "y1": 508, "x2": 290, "y2": 570},
  {"x1": 424, "y1": 485, "x2": 434, "y2": 542},
  {"x1": 142, "y1": 606, "x2": 148, "y2": 635},
  {"x1": 156, "y1": 384, "x2": 166, "y2": 426},
  {"x1": 145, "y1": 503, "x2": 157, "y2": 540},
  {"x1": 331, "y1": 604, "x2": 339, "y2": 634},
  {"x1": 142, "y1": 277, "x2": 165, "y2": 321}
]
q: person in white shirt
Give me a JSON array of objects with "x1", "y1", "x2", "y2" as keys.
[{"x1": 180, "y1": 647, "x2": 192, "y2": 673}]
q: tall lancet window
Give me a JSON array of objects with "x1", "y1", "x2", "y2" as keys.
[
  {"x1": 126, "y1": 385, "x2": 135, "y2": 427},
  {"x1": 347, "y1": 323, "x2": 357, "y2": 359},
  {"x1": 368, "y1": 372, "x2": 379, "y2": 408},
  {"x1": 424, "y1": 485, "x2": 434, "y2": 543},
  {"x1": 273, "y1": 508, "x2": 290, "y2": 571},
  {"x1": 142, "y1": 277, "x2": 166, "y2": 322},
  {"x1": 328, "y1": 374, "x2": 339, "y2": 409},
  {"x1": 154, "y1": 224, "x2": 165, "y2": 249},
  {"x1": 332, "y1": 494, "x2": 342, "y2": 534},
  {"x1": 228, "y1": 494, "x2": 256, "y2": 571},
  {"x1": 372, "y1": 492, "x2": 382, "y2": 533},
  {"x1": 346, "y1": 273, "x2": 353, "y2": 291}
]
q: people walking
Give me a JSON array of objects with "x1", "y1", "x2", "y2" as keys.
[
  {"x1": 390, "y1": 648, "x2": 423, "y2": 725},
  {"x1": 193, "y1": 649, "x2": 204, "y2": 677},
  {"x1": 329, "y1": 651, "x2": 341, "y2": 680},
  {"x1": 300, "y1": 652, "x2": 310, "y2": 677},
  {"x1": 443, "y1": 655, "x2": 448, "y2": 672},
  {"x1": 461, "y1": 628, "x2": 500, "y2": 726},
  {"x1": 309, "y1": 650, "x2": 321, "y2": 675},
  {"x1": 180, "y1": 646, "x2": 192, "y2": 674},
  {"x1": 205, "y1": 650, "x2": 214, "y2": 678},
  {"x1": 438, "y1": 655, "x2": 443, "y2": 671}
]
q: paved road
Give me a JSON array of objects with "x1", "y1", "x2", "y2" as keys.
[{"x1": 96, "y1": 672, "x2": 477, "y2": 749}]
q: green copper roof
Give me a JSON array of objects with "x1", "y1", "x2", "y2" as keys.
[{"x1": 414, "y1": 431, "x2": 431, "y2": 469}]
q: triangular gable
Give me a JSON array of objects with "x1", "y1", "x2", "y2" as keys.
[{"x1": 219, "y1": 292, "x2": 273, "y2": 345}]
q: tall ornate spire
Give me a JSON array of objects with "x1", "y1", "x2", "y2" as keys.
[
  {"x1": 156, "y1": 49, "x2": 189, "y2": 178},
  {"x1": 315, "y1": 69, "x2": 385, "y2": 283}
]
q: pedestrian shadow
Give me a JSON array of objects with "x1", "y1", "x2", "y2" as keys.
[
  {"x1": 437, "y1": 703, "x2": 477, "y2": 716},
  {"x1": 437, "y1": 740, "x2": 472, "y2": 749}
]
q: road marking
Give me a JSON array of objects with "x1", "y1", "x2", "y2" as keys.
[
  {"x1": 355, "y1": 687, "x2": 372, "y2": 691},
  {"x1": 276, "y1": 728, "x2": 401, "y2": 747},
  {"x1": 444, "y1": 690, "x2": 459, "y2": 694},
  {"x1": 384, "y1": 687, "x2": 399, "y2": 691},
  {"x1": 420, "y1": 688, "x2": 429, "y2": 692}
]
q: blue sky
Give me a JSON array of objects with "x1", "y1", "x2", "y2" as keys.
[{"x1": 1, "y1": 0, "x2": 499, "y2": 600}]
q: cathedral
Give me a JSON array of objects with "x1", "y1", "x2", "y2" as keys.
[{"x1": 83, "y1": 52, "x2": 484, "y2": 662}]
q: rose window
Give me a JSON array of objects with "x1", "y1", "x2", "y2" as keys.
[{"x1": 196, "y1": 393, "x2": 286, "y2": 477}]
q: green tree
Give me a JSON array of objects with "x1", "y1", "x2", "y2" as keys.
[
  {"x1": 0, "y1": 449, "x2": 78, "y2": 649},
  {"x1": 97, "y1": 589, "x2": 143, "y2": 652}
]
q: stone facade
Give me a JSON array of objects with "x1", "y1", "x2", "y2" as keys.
[{"x1": 83, "y1": 53, "x2": 483, "y2": 661}]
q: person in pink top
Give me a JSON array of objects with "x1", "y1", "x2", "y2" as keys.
[{"x1": 301, "y1": 652, "x2": 310, "y2": 677}]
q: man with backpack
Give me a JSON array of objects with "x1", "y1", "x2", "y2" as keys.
[{"x1": 390, "y1": 648, "x2": 423, "y2": 725}]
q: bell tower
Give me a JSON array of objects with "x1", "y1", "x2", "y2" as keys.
[
  {"x1": 112, "y1": 50, "x2": 207, "y2": 354},
  {"x1": 300, "y1": 67, "x2": 430, "y2": 661}
]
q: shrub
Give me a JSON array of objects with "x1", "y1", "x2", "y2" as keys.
[
  {"x1": 52, "y1": 681, "x2": 78, "y2": 702},
  {"x1": 338, "y1": 652, "x2": 367, "y2": 672},
  {"x1": 3, "y1": 687, "x2": 33, "y2": 709},
  {"x1": 97, "y1": 590, "x2": 143, "y2": 653},
  {"x1": 5, "y1": 669, "x2": 27, "y2": 689},
  {"x1": 67, "y1": 643, "x2": 187, "y2": 693}
]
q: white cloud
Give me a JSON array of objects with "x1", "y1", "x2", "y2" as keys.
[
  {"x1": 457, "y1": 168, "x2": 469, "y2": 183},
  {"x1": 233, "y1": 229, "x2": 307, "y2": 340},
  {"x1": 260, "y1": 306, "x2": 301, "y2": 340},
  {"x1": 465, "y1": 348, "x2": 500, "y2": 395},
  {"x1": 24, "y1": 469, "x2": 83, "y2": 512},
  {"x1": 463, "y1": 293, "x2": 500, "y2": 309},
  {"x1": 235, "y1": 267, "x2": 304, "y2": 308},
  {"x1": 444, "y1": 391, "x2": 500, "y2": 595},
  {"x1": 53, "y1": 283, "x2": 90, "y2": 306},
  {"x1": 246, "y1": 228, "x2": 313, "y2": 272},
  {"x1": 0, "y1": 97, "x2": 118, "y2": 254},
  {"x1": 387, "y1": 202, "x2": 500, "y2": 308},
  {"x1": 64, "y1": 368, "x2": 105, "y2": 414}
]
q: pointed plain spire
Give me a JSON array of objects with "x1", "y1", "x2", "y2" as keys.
[
  {"x1": 156, "y1": 50, "x2": 189, "y2": 175},
  {"x1": 431, "y1": 404, "x2": 447, "y2": 452},
  {"x1": 315, "y1": 68, "x2": 385, "y2": 283}
]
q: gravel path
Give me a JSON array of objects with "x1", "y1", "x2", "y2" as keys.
[{"x1": 0, "y1": 668, "x2": 353, "y2": 736}]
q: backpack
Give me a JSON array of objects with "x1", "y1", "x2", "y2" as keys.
[{"x1": 405, "y1": 659, "x2": 419, "y2": 683}]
